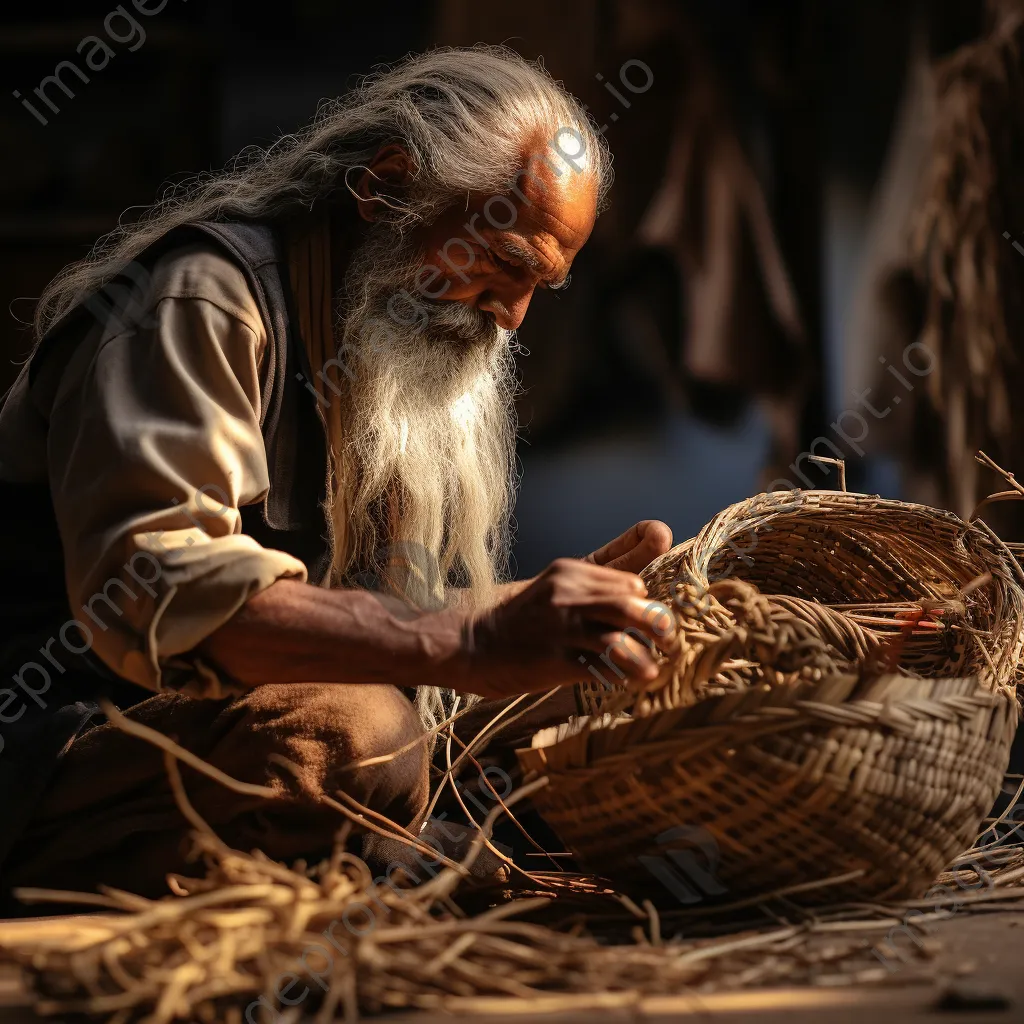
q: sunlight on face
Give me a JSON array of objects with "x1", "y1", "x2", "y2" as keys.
[{"x1": 554, "y1": 129, "x2": 588, "y2": 171}]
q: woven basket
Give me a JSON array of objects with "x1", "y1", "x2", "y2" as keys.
[{"x1": 519, "y1": 490, "x2": 1024, "y2": 904}]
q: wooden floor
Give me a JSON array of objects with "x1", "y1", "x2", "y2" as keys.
[{"x1": 1, "y1": 910, "x2": 1022, "y2": 1022}]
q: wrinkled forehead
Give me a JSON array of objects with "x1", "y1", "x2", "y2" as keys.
[
  {"x1": 437, "y1": 147, "x2": 598, "y2": 290},
  {"x1": 512, "y1": 135, "x2": 600, "y2": 250},
  {"x1": 385, "y1": 131, "x2": 602, "y2": 293}
]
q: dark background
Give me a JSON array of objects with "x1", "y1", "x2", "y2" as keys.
[{"x1": 0, "y1": 0, "x2": 985, "y2": 576}]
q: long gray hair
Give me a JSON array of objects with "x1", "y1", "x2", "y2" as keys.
[
  {"x1": 35, "y1": 45, "x2": 612, "y2": 738},
  {"x1": 34, "y1": 44, "x2": 612, "y2": 341}
]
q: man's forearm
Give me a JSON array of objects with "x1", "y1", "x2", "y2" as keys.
[
  {"x1": 446, "y1": 577, "x2": 534, "y2": 610},
  {"x1": 197, "y1": 578, "x2": 469, "y2": 690}
]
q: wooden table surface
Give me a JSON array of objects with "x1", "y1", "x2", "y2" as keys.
[{"x1": 1, "y1": 909, "x2": 1021, "y2": 1023}]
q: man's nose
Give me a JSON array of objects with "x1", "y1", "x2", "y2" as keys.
[{"x1": 478, "y1": 283, "x2": 536, "y2": 330}]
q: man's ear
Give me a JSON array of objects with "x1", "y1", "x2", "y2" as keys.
[{"x1": 350, "y1": 144, "x2": 416, "y2": 223}]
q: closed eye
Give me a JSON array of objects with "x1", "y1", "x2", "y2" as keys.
[
  {"x1": 491, "y1": 251, "x2": 521, "y2": 273},
  {"x1": 493, "y1": 240, "x2": 570, "y2": 291}
]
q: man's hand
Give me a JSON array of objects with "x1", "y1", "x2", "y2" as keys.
[
  {"x1": 196, "y1": 526, "x2": 675, "y2": 702},
  {"x1": 458, "y1": 558, "x2": 676, "y2": 700},
  {"x1": 585, "y1": 520, "x2": 673, "y2": 575},
  {"x1": 452, "y1": 521, "x2": 674, "y2": 612}
]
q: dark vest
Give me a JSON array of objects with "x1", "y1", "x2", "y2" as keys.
[{"x1": 0, "y1": 220, "x2": 330, "y2": 872}]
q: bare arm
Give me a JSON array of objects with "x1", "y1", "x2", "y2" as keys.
[
  {"x1": 198, "y1": 578, "x2": 468, "y2": 691},
  {"x1": 446, "y1": 579, "x2": 533, "y2": 610},
  {"x1": 197, "y1": 558, "x2": 677, "y2": 701}
]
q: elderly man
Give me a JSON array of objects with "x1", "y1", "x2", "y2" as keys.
[{"x1": 0, "y1": 46, "x2": 673, "y2": 898}]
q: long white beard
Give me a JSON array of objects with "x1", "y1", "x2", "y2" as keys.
[{"x1": 329, "y1": 225, "x2": 519, "y2": 731}]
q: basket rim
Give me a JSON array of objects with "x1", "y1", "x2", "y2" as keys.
[
  {"x1": 635, "y1": 487, "x2": 1024, "y2": 695},
  {"x1": 644, "y1": 488, "x2": 1024, "y2": 594}
]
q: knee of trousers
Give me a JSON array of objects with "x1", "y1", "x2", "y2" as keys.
[{"x1": 219, "y1": 682, "x2": 431, "y2": 828}]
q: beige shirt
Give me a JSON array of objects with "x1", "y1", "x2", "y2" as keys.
[{"x1": 0, "y1": 242, "x2": 309, "y2": 695}]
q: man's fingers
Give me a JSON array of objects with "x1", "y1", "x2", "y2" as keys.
[
  {"x1": 603, "y1": 521, "x2": 673, "y2": 574},
  {"x1": 586, "y1": 523, "x2": 647, "y2": 567},
  {"x1": 586, "y1": 521, "x2": 673, "y2": 574},
  {"x1": 583, "y1": 632, "x2": 660, "y2": 680},
  {"x1": 605, "y1": 634, "x2": 660, "y2": 679},
  {"x1": 566, "y1": 596, "x2": 677, "y2": 652},
  {"x1": 552, "y1": 558, "x2": 648, "y2": 593},
  {"x1": 567, "y1": 621, "x2": 667, "y2": 682}
]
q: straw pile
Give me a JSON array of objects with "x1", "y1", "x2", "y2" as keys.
[
  {"x1": 520, "y1": 480, "x2": 1024, "y2": 904},
  {"x1": 7, "y1": 747, "x2": 1024, "y2": 1023},
  {"x1": 8, "y1": 749, "x2": 1024, "y2": 1023}
]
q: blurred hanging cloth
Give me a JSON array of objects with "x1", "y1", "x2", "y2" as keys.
[
  {"x1": 634, "y1": 56, "x2": 806, "y2": 461},
  {"x1": 849, "y1": 3, "x2": 1024, "y2": 523}
]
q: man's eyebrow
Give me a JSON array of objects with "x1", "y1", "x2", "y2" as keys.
[
  {"x1": 496, "y1": 236, "x2": 568, "y2": 284},
  {"x1": 497, "y1": 239, "x2": 546, "y2": 272}
]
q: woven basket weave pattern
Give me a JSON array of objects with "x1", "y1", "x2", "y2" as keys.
[{"x1": 520, "y1": 491, "x2": 1024, "y2": 904}]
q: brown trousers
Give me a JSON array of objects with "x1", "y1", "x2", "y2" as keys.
[{"x1": 3, "y1": 683, "x2": 429, "y2": 898}]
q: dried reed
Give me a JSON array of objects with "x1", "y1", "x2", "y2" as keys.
[{"x1": 7, "y1": 712, "x2": 1024, "y2": 1024}]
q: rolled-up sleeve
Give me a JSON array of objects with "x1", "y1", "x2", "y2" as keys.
[{"x1": 47, "y1": 257, "x2": 308, "y2": 696}]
